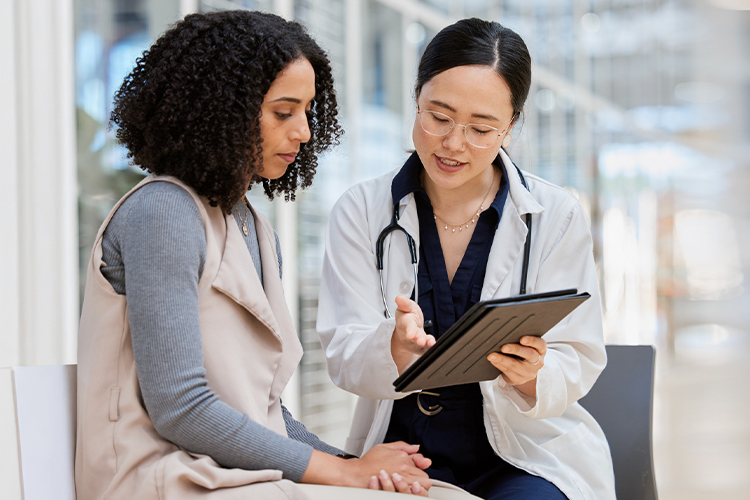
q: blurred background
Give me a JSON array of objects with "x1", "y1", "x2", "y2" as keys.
[{"x1": 2, "y1": 0, "x2": 748, "y2": 498}]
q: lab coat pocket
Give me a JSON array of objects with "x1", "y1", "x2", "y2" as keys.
[
  {"x1": 539, "y1": 421, "x2": 587, "y2": 455},
  {"x1": 539, "y1": 421, "x2": 614, "y2": 499}
]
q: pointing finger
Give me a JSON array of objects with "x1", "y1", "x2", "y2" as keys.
[{"x1": 394, "y1": 295, "x2": 414, "y2": 312}]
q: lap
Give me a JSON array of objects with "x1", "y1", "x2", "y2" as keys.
[
  {"x1": 296, "y1": 482, "x2": 480, "y2": 500},
  {"x1": 464, "y1": 466, "x2": 567, "y2": 500}
]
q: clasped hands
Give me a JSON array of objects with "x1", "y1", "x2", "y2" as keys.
[
  {"x1": 361, "y1": 442, "x2": 432, "y2": 495},
  {"x1": 391, "y1": 296, "x2": 546, "y2": 398}
]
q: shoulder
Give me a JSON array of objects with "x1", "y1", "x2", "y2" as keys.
[
  {"x1": 136, "y1": 179, "x2": 201, "y2": 206},
  {"x1": 519, "y1": 174, "x2": 594, "y2": 258},
  {"x1": 107, "y1": 180, "x2": 198, "y2": 236},
  {"x1": 331, "y1": 168, "x2": 398, "y2": 217},
  {"x1": 123, "y1": 180, "x2": 203, "y2": 222},
  {"x1": 524, "y1": 172, "x2": 588, "y2": 228},
  {"x1": 114, "y1": 179, "x2": 207, "y2": 255},
  {"x1": 525, "y1": 173, "x2": 579, "y2": 213}
]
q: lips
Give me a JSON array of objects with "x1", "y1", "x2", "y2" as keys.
[
  {"x1": 278, "y1": 152, "x2": 298, "y2": 163},
  {"x1": 434, "y1": 155, "x2": 466, "y2": 173}
]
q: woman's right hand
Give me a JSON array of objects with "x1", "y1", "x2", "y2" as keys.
[
  {"x1": 357, "y1": 442, "x2": 431, "y2": 495},
  {"x1": 392, "y1": 296, "x2": 436, "y2": 373}
]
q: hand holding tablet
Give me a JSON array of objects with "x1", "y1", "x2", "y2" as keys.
[{"x1": 393, "y1": 289, "x2": 590, "y2": 392}]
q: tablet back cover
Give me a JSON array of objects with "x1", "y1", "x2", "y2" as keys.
[{"x1": 394, "y1": 292, "x2": 589, "y2": 392}]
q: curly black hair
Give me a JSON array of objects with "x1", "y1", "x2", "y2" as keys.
[{"x1": 110, "y1": 10, "x2": 342, "y2": 212}]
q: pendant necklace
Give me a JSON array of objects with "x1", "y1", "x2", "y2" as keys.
[
  {"x1": 237, "y1": 199, "x2": 250, "y2": 236},
  {"x1": 433, "y1": 170, "x2": 496, "y2": 234}
]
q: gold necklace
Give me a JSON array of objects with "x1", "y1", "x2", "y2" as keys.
[
  {"x1": 433, "y1": 170, "x2": 496, "y2": 234},
  {"x1": 236, "y1": 199, "x2": 250, "y2": 236}
]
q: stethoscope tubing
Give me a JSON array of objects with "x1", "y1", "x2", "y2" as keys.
[
  {"x1": 517, "y1": 168, "x2": 532, "y2": 295},
  {"x1": 376, "y1": 202, "x2": 419, "y2": 318}
]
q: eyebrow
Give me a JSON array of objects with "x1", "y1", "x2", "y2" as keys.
[
  {"x1": 428, "y1": 99, "x2": 500, "y2": 122},
  {"x1": 270, "y1": 97, "x2": 303, "y2": 104}
]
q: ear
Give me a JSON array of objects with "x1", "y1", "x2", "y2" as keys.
[
  {"x1": 502, "y1": 111, "x2": 519, "y2": 137},
  {"x1": 509, "y1": 110, "x2": 520, "y2": 130}
]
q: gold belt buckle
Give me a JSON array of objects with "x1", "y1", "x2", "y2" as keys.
[{"x1": 417, "y1": 391, "x2": 442, "y2": 416}]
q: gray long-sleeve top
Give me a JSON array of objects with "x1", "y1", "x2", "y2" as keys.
[{"x1": 99, "y1": 180, "x2": 343, "y2": 482}]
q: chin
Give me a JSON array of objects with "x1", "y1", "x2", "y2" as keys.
[
  {"x1": 260, "y1": 163, "x2": 289, "y2": 180},
  {"x1": 265, "y1": 172, "x2": 287, "y2": 180}
]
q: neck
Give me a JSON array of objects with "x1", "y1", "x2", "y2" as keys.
[{"x1": 422, "y1": 165, "x2": 497, "y2": 218}]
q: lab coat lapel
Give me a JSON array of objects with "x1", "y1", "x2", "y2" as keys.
[
  {"x1": 212, "y1": 204, "x2": 282, "y2": 344},
  {"x1": 254, "y1": 204, "x2": 299, "y2": 352},
  {"x1": 483, "y1": 152, "x2": 545, "y2": 299},
  {"x1": 499, "y1": 149, "x2": 543, "y2": 216},
  {"x1": 398, "y1": 194, "x2": 420, "y2": 253},
  {"x1": 483, "y1": 203, "x2": 529, "y2": 299}
]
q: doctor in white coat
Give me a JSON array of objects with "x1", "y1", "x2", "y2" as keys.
[{"x1": 317, "y1": 18, "x2": 615, "y2": 500}]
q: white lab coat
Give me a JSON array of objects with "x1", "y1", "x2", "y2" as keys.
[{"x1": 316, "y1": 150, "x2": 615, "y2": 500}]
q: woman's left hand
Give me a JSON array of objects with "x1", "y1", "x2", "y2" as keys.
[
  {"x1": 486, "y1": 335, "x2": 546, "y2": 398},
  {"x1": 368, "y1": 470, "x2": 429, "y2": 496}
]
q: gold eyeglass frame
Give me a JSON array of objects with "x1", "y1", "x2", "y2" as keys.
[{"x1": 417, "y1": 108, "x2": 516, "y2": 149}]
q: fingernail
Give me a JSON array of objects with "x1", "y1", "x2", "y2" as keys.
[
  {"x1": 412, "y1": 482, "x2": 422, "y2": 493},
  {"x1": 392, "y1": 473, "x2": 402, "y2": 482},
  {"x1": 379, "y1": 470, "x2": 389, "y2": 480}
]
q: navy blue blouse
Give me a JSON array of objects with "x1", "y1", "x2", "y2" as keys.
[
  {"x1": 385, "y1": 153, "x2": 513, "y2": 486},
  {"x1": 390, "y1": 152, "x2": 509, "y2": 336}
]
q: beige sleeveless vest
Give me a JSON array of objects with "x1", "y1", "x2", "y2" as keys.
[{"x1": 75, "y1": 175, "x2": 307, "y2": 500}]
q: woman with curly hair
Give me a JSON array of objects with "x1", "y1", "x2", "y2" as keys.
[{"x1": 75, "y1": 11, "x2": 456, "y2": 500}]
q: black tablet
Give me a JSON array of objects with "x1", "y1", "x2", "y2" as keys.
[{"x1": 393, "y1": 289, "x2": 590, "y2": 392}]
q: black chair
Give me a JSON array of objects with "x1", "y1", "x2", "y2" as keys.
[{"x1": 578, "y1": 345, "x2": 658, "y2": 500}]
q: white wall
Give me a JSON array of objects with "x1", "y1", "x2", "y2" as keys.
[{"x1": 0, "y1": 0, "x2": 78, "y2": 367}]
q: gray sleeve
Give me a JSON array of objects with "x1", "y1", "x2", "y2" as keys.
[
  {"x1": 119, "y1": 186, "x2": 313, "y2": 482},
  {"x1": 275, "y1": 231, "x2": 283, "y2": 280},
  {"x1": 282, "y1": 404, "x2": 345, "y2": 456}
]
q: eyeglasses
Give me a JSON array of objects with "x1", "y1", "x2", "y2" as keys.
[{"x1": 417, "y1": 109, "x2": 513, "y2": 149}]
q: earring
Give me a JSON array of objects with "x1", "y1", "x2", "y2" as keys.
[{"x1": 502, "y1": 134, "x2": 512, "y2": 149}]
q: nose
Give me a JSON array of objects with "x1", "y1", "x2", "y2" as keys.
[
  {"x1": 442, "y1": 124, "x2": 467, "y2": 151},
  {"x1": 291, "y1": 113, "x2": 311, "y2": 143}
]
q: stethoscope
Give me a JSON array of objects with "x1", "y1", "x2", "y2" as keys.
[{"x1": 376, "y1": 162, "x2": 533, "y2": 319}]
